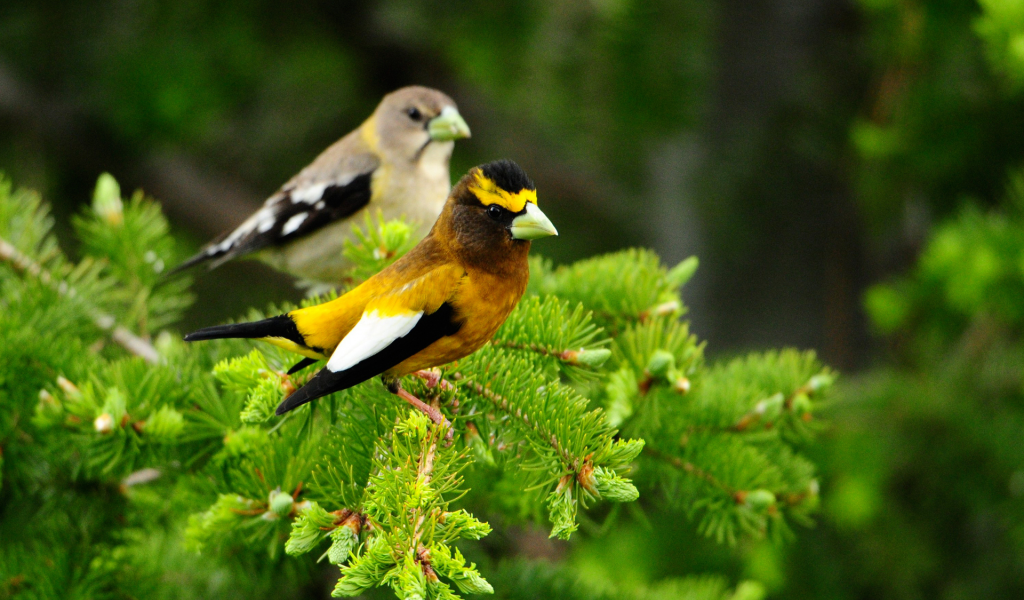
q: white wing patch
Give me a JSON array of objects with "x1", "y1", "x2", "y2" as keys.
[
  {"x1": 326, "y1": 310, "x2": 424, "y2": 373},
  {"x1": 213, "y1": 205, "x2": 277, "y2": 253},
  {"x1": 291, "y1": 183, "x2": 329, "y2": 204},
  {"x1": 281, "y1": 213, "x2": 307, "y2": 236}
]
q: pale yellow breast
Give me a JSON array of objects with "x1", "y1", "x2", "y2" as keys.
[{"x1": 371, "y1": 142, "x2": 452, "y2": 233}]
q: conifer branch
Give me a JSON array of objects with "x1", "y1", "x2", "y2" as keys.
[
  {"x1": 453, "y1": 373, "x2": 574, "y2": 467},
  {"x1": 643, "y1": 447, "x2": 736, "y2": 496},
  {"x1": 451, "y1": 344, "x2": 643, "y2": 539},
  {"x1": 488, "y1": 295, "x2": 612, "y2": 379},
  {"x1": 488, "y1": 339, "x2": 611, "y2": 369},
  {"x1": 1, "y1": 178, "x2": 837, "y2": 599},
  {"x1": 0, "y1": 234, "x2": 159, "y2": 363},
  {"x1": 325, "y1": 412, "x2": 492, "y2": 598}
]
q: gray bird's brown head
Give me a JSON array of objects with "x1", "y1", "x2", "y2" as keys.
[{"x1": 370, "y1": 86, "x2": 471, "y2": 166}]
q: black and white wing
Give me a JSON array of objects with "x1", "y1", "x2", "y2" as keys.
[
  {"x1": 172, "y1": 152, "x2": 380, "y2": 273},
  {"x1": 274, "y1": 304, "x2": 461, "y2": 415}
]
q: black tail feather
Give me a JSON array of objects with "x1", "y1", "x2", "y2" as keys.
[
  {"x1": 287, "y1": 357, "x2": 319, "y2": 375},
  {"x1": 276, "y1": 368, "x2": 366, "y2": 414},
  {"x1": 184, "y1": 315, "x2": 306, "y2": 345}
]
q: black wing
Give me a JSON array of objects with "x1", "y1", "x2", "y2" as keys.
[
  {"x1": 171, "y1": 172, "x2": 374, "y2": 273},
  {"x1": 275, "y1": 303, "x2": 461, "y2": 415}
]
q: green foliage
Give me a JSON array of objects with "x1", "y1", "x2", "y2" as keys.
[
  {"x1": 342, "y1": 210, "x2": 419, "y2": 284},
  {"x1": 485, "y1": 560, "x2": 763, "y2": 600},
  {"x1": 865, "y1": 172, "x2": 1024, "y2": 349},
  {"x1": 324, "y1": 413, "x2": 492, "y2": 598},
  {"x1": 0, "y1": 174, "x2": 833, "y2": 599},
  {"x1": 73, "y1": 173, "x2": 193, "y2": 334},
  {"x1": 778, "y1": 170, "x2": 1024, "y2": 597},
  {"x1": 852, "y1": 0, "x2": 1024, "y2": 232},
  {"x1": 976, "y1": 0, "x2": 1024, "y2": 87},
  {"x1": 214, "y1": 349, "x2": 297, "y2": 424},
  {"x1": 528, "y1": 250, "x2": 830, "y2": 544},
  {"x1": 284, "y1": 501, "x2": 336, "y2": 556},
  {"x1": 529, "y1": 249, "x2": 688, "y2": 331}
]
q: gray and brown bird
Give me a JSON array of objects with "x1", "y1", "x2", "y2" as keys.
[
  {"x1": 183, "y1": 160, "x2": 557, "y2": 424},
  {"x1": 173, "y1": 86, "x2": 471, "y2": 285}
]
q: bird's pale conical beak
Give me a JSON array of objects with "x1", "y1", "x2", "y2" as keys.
[
  {"x1": 510, "y1": 203, "x2": 558, "y2": 240},
  {"x1": 428, "y1": 106, "x2": 471, "y2": 141}
]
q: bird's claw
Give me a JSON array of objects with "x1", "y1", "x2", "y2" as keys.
[{"x1": 413, "y1": 368, "x2": 452, "y2": 391}]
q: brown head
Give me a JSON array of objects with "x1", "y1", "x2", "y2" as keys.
[
  {"x1": 434, "y1": 160, "x2": 558, "y2": 274},
  {"x1": 369, "y1": 86, "x2": 471, "y2": 165}
]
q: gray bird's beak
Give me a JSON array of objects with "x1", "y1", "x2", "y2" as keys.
[
  {"x1": 428, "y1": 106, "x2": 471, "y2": 141},
  {"x1": 510, "y1": 203, "x2": 558, "y2": 240}
]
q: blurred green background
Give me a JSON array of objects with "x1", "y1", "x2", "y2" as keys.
[{"x1": 3, "y1": 0, "x2": 1024, "y2": 597}]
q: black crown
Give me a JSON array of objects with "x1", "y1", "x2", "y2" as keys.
[{"x1": 480, "y1": 159, "x2": 535, "y2": 193}]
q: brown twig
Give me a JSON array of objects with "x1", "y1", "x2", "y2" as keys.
[
  {"x1": 408, "y1": 427, "x2": 442, "y2": 555},
  {"x1": 0, "y1": 236, "x2": 160, "y2": 363},
  {"x1": 489, "y1": 339, "x2": 562, "y2": 359}
]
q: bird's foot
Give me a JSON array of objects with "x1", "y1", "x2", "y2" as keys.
[
  {"x1": 412, "y1": 368, "x2": 453, "y2": 391},
  {"x1": 395, "y1": 386, "x2": 454, "y2": 443}
]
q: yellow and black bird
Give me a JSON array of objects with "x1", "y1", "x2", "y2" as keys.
[
  {"x1": 172, "y1": 86, "x2": 471, "y2": 285},
  {"x1": 184, "y1": 160, "x2": 557, "y2": 420}
]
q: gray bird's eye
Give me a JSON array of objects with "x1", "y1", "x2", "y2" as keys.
[{"x1": 406, "y1": 107, "x2": 423, "y2": 121}]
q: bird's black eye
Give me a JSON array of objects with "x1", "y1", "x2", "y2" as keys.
[
  {"x1": 487, "y1": 205, "x2": 503, "y2": 221},
  {"x1": 406, "y1": 107, "x2": 423, "y2": 121}
]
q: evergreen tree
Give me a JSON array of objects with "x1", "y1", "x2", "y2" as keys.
[
  {"x1": 767, "y1": 6, "x2": 1024, "y2": 598},
  {"x1": 0, "y1": 174, "x2": 832, "y2": 599},
  {"x1": 775, "y1": 170, "x2": 1024, "y2": 599}
]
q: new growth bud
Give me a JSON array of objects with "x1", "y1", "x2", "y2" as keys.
[
  {"x1": 593, "y1": 466, "x2": 640, "y2": 502},
  {"x1": 92, "y1": 173, "x2": 124, "y2": 227},
  {"x1": 328, "y1": 525, "x2": 358, "y2": 565},
  {"x1": 647, "y1": 300, "x2": 682, "y2": 318},
  {"x1": 741, "y1": 489, "x2": 777, "y2": 511},
  {"x1": 380, "y1": 219, "x2": 413, "y2": 252},
  {"x1": 33, "y1": 389, "x2": 64, "y2": 428},
  {"x1": 646, "y1": 350, "x2": 676, "y2": 378},
  {"x1": 791, "y1": 393, "x2": 812, "y2": 417},
  {"x1": 806, "y1": 373, "x2": 835, "y2": 393},
  {"x1": 673, "y1": 376, "x2": 691, "y2": 394},
  {"x1": 144, "y1": 406, "x2": 184, "y2": 440},
  {"x1": 94, "y1": 413, "x2": 114, "y2": 434},
  {"x1": 56, "y1": 376, "x2": 81, "y2": 398},
  {"x1": 665, "y1": 255, "x2": 699, "y2": 288},
  {"x1": 268, "y1": 488, "x2": 294, "y2": 518},
  {"x1": 561, "y1": 348, "x2": 612, "y2": 367}
]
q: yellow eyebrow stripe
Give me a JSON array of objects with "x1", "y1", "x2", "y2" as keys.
[{"x1": 468, "y1": 171, "x2": 537, "y2": 213}]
